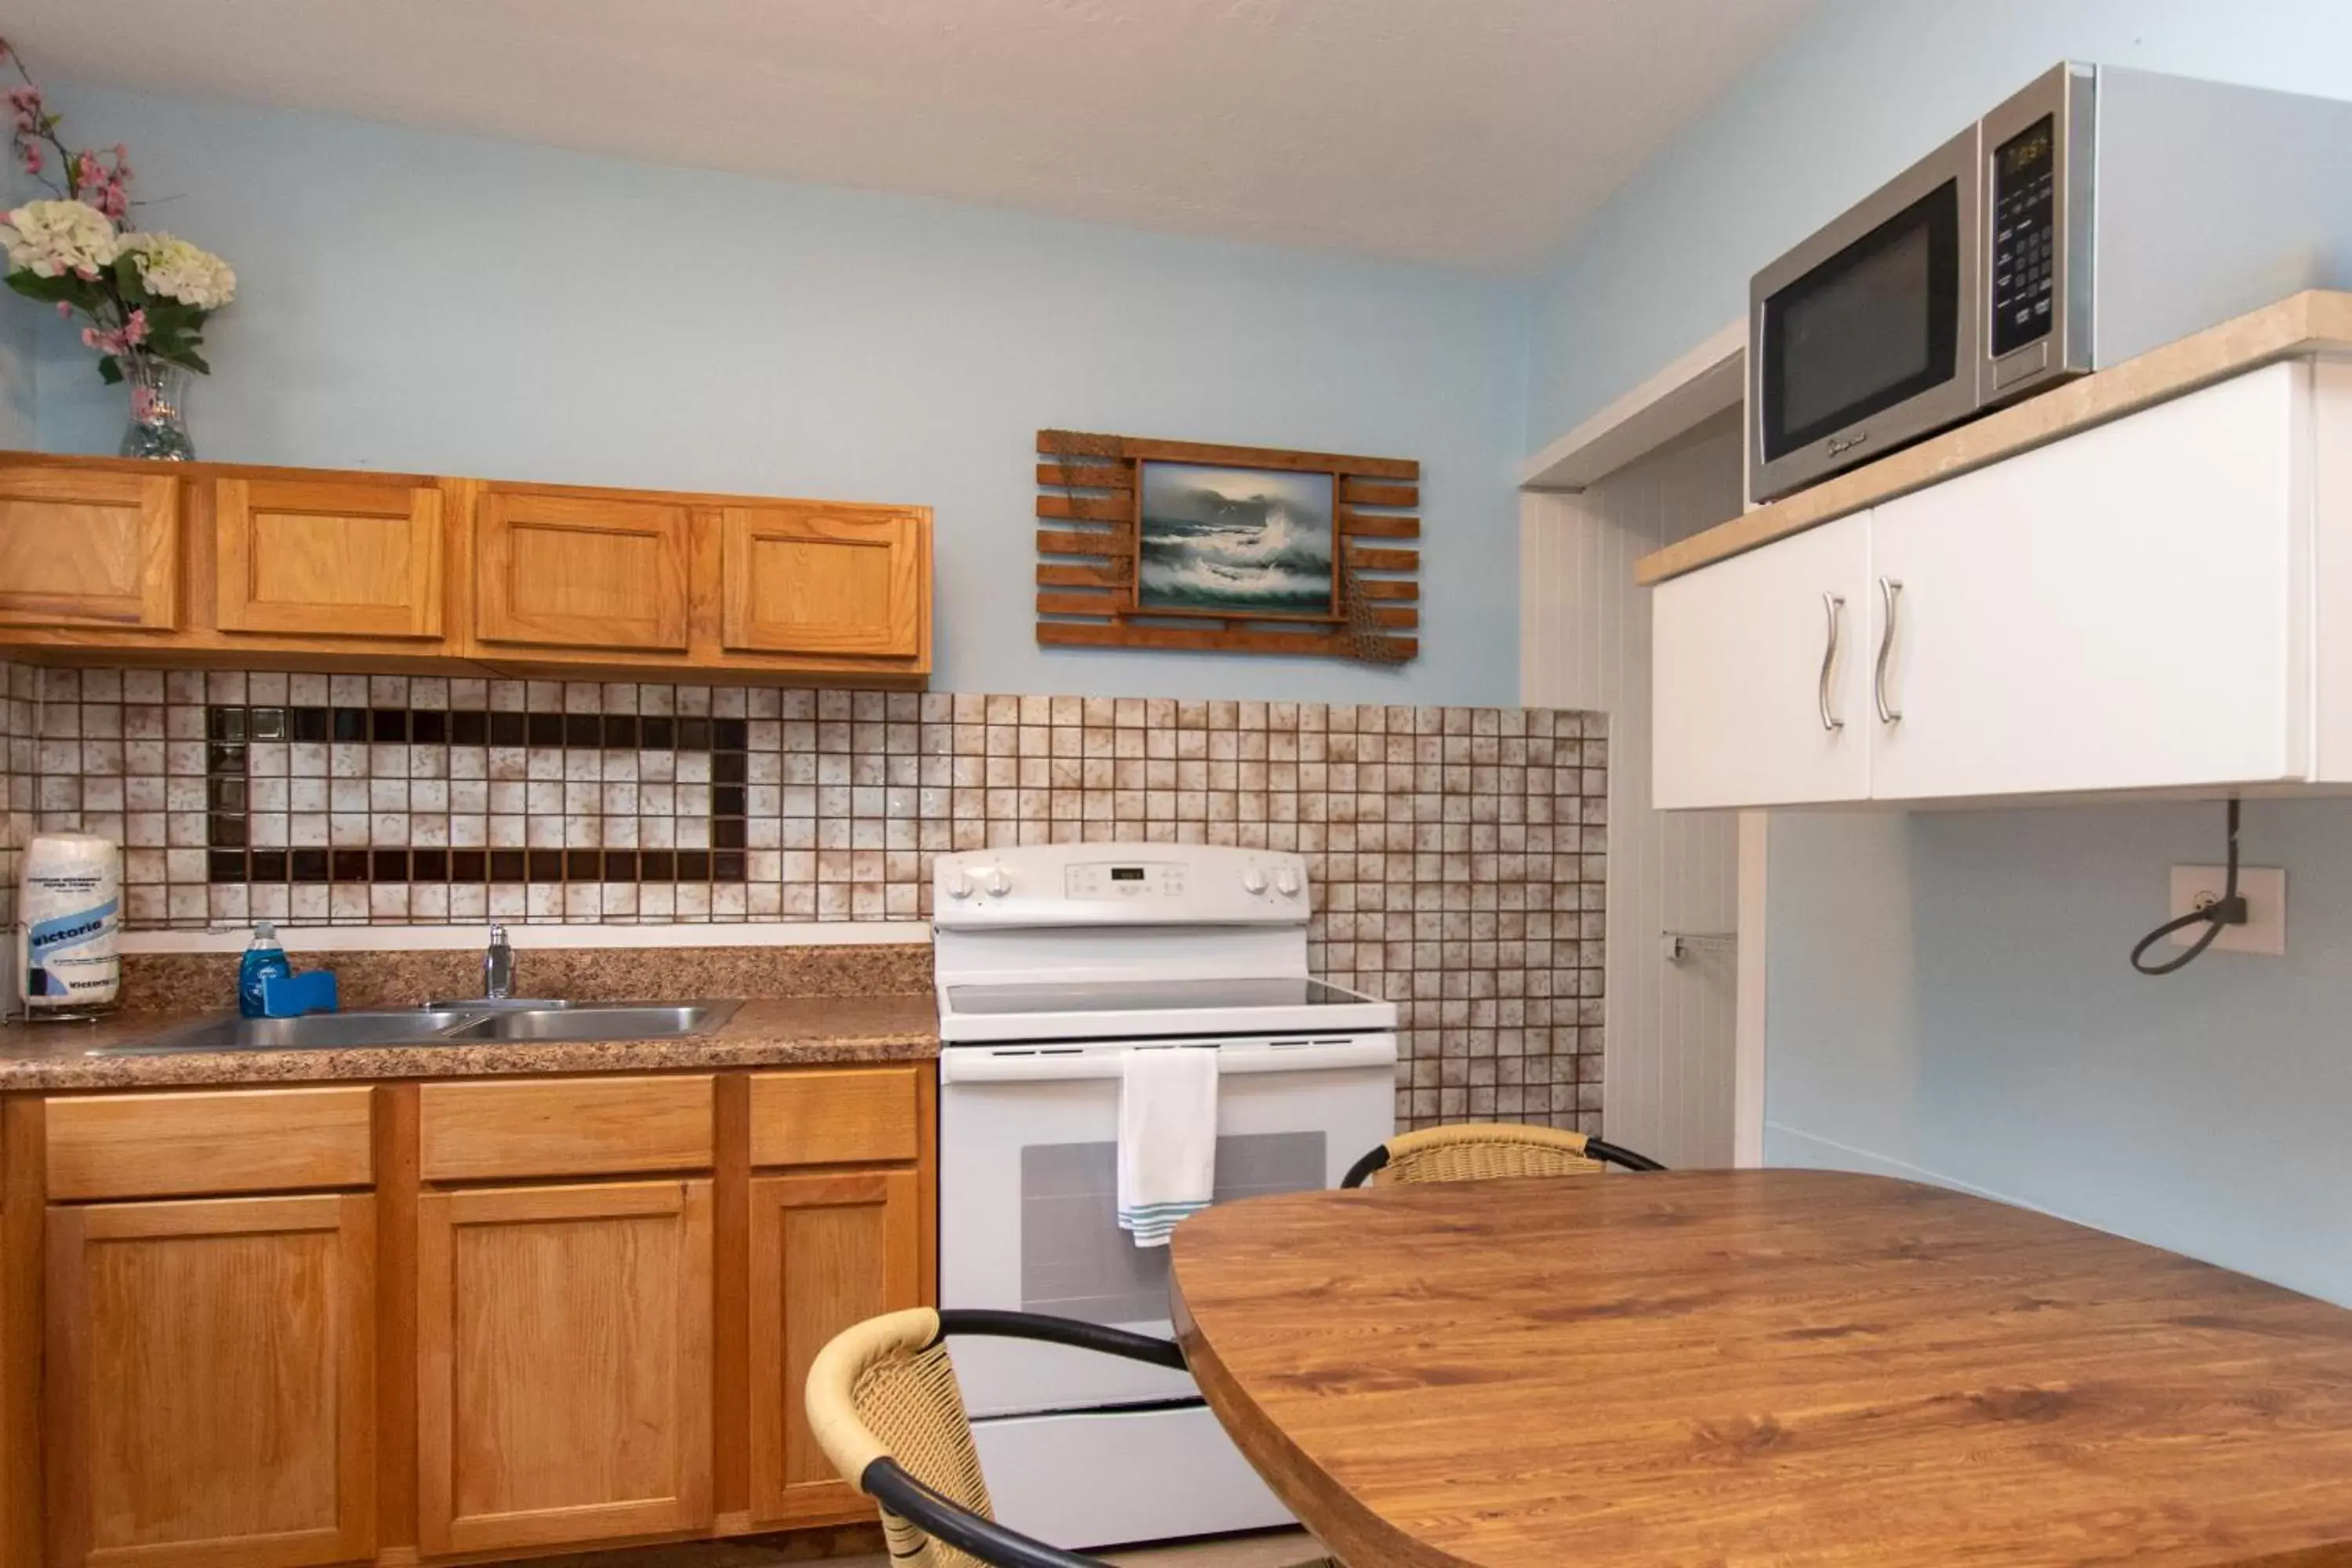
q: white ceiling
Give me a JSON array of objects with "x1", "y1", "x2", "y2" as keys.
[{"x1": 2, "y1": 0, "x2": 1813, "y2": 274}]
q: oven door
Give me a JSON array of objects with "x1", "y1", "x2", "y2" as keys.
[
  {"x1": 1751, "y1": 122, "x2": 1984, "y2": 503},
  {"x1": 937, "y1": 1033, "x2": 1396, "y2": 1418}
]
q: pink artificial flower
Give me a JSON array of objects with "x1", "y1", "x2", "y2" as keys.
[
  {"x1": 67, "y1": 146, "x2": 132, "y2": 217},
  {"x1": 122, "y1": 307, "x2": 147, "y2": 345},
  {"x1": 129, "y1": 383, "x2": 156, "y2": 421},
  {"x1": 53, "y1": 300, "x2": 69, "y2": 318},
  {"x1": 19, "y1": 141, "x2": 40, "y2": 176}
]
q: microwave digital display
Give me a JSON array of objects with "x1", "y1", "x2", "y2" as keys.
[{"x1": 1110, "y1": 867, "x2": 1145, "y2": 882}]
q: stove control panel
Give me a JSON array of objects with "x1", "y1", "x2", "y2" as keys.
[
  {"x1": 1064, "y1": 858, "x2": 1188, "y2": 901},
  {"x1": 931, "y1": 844, "x2": 1309, "y2": 927}
]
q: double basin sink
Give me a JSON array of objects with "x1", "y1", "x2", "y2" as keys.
[{"x1": 91, "y1": 999, "x2": 742, "y2": 1056}]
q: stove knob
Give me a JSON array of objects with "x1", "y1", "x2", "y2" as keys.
[
  {"x1": 944, "y1": 867, "x2": 974, "y2": 900},
  {"x1": 1241, "y1": 867, "x2": 1268, "y2": 895},
  {"x1": 1275, "y1": 866, "x2": 1301, "y2": 898},
  {"x1": 981, "y1": 866, "x2": 1013, "y2": 898}
]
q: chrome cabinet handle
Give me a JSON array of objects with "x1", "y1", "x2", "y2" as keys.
[
  {"x1": 1817, "y1": 592, "x2": 1845, "y2": 732},
  {"x1": 1874, "y1": 577, "x2": 1904, "y2": 724}
]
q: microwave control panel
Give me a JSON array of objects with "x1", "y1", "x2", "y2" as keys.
[{"x1": 1991, "y1": 113, "x2": 2057, "y2": 358}]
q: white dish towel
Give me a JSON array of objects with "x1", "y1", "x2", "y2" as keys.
[{"x1": 1116, "y1": 1046, "x2": 1220, "y2": 1248}]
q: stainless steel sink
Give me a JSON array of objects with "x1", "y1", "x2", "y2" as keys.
[
  {"x1": 440, "y1": 1002, "x2": 741, "y2": 1043},
  {"x1": 87, "y1": 1000, "x2": 742, "y2": 1055},
  {"x1": 91, "y1": 1008, "x2": 488, "y2": 1055}
]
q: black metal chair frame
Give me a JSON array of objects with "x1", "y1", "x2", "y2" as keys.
[
  {"x1": 1340, "y1": 1132, "x2": 1666, "y2": 1189},
  {"x1": 857, "y1": 1309, "x2": 1189, "y2": 1568}
]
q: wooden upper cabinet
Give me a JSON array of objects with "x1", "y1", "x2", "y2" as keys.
[
  {"x1": 720, "y1": 503, "x2": 927, "y2": 659},
  {"x1": 475, "y1": 486, "x2": 691, "y2": 651},
  {"x1": 212, "y1": 476, "x2": 443, "y2": 640},
  {"x1": 45, "y1": 1193, "x2": 377, "y2": 1568},
  {"x1": 416, "y1": 1178, "x2": 713, "y2": 1556},
  {"x1": 0, "y1": 463, "x2": 178, "y2": 630}
]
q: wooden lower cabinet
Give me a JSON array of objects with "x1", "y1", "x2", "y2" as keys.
[
  {"x1": 44, "y1": 1194, "x2": 377, "y2": 1568},
  {"x1": 416, "y1": 1179, "x2": 714, "y2": 1556},
  {"x1": 9, "y1": 1064, "x2": 931, "y2": 1566},
  {"x1": 746, "y1": 1169, "x2": 923, "y2": 1526}
]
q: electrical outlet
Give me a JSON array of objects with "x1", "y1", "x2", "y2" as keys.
[{"x1": 2169, "y1": 865, "x2": 2288, "y2": 955}]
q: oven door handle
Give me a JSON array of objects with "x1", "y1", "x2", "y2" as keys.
[{"x1": 939, "y1": 1036, "x2": 1397, "y2": 1083}]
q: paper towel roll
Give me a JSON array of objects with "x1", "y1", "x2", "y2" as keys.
[{"x1": 19, "y1": 830, "x2": 121, "y2": 1012}]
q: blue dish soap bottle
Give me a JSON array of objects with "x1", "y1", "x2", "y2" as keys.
[{"x1": 238, "y1": 920, "x2": 292, "y2": 1018}]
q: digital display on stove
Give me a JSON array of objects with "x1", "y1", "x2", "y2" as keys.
[{"x1": 1110, "y1": 866, "x2": 1145, "y2": 881}]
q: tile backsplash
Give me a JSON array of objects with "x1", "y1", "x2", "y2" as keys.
[{"x1": 2, "y1": 661, "x2": 1607, "y2": 1129}]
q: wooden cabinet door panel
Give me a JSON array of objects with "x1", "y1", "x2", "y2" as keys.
[
  {"x1": 475, "y1": 488, "x2": 691, "y2": 650},
  {"x1": 747, "y1": 1169, "x2": 920, "y2": 1525},
  {"x1": 214, "y1": 477, "x2": 443, "y2": 638},
  {"x1": 720, "y1": 505, "x2": 924, "y2": 657},
  {"x1": 0, "y1": 465, "x2": 177, "y2": 630},
  {"x1": 46, "y1": 1194, "x2": 376, "y2": 1568},
  {"x1": 417, "y1": 1179, "x2": 713, "y2": 1555}
]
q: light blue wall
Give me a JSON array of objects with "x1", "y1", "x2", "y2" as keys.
[
  {"x1": 1528, "y1": 0, "x2": 2352, "y2": 1301},
  {"x1": 1766, "y1": 803, "x2": 2352, "y2": 1307},
  {"x1": 1528, "y1": 0, "x2": 2352, "y2": 451},
  {"x1": 25, "y1": 88, "x2": 1531, "y2": 703}
]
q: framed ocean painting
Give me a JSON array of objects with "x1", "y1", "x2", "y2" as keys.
[{"x1": 1134, "y1": 461, "x2": 1337, "y2": 619}]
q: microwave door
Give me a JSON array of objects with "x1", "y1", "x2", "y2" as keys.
[{"x1": 1750, "y1": 122, "x2": 1984, "y2": 503}]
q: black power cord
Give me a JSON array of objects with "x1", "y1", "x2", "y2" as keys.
[{"x1": 2129, "y1": 797, "x2": 2249, "y2": 976}]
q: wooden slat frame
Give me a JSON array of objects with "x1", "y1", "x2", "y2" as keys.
[{"x1": 1036, "y1": 430, "x2": 1419, "y2": 660}]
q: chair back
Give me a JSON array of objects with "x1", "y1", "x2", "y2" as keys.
[
  {"x1": 806, "y1": 1306, "x2": 995, "y2": 1568},
  {"x1": 1343, "y1": 1122, "x2": 1666, "y2": 1187}
]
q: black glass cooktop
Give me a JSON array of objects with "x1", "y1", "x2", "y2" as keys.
[{"x1": 944, "y1": 977, "x2": 1370, "y2": 1015}]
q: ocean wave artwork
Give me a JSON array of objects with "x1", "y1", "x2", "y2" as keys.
[{"x1": 1136, "y1": 462, "x2": 1336, "y2": 617}]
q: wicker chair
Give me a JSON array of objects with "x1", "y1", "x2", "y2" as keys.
[
  {"x1": 807, "y1": 1305, "x2": 1339, "y2": 1568},
  {"x1": 1340, "y1": 1122, "x2": 1664, "y2": 1188}
]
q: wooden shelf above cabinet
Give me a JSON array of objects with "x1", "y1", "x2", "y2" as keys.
[{"x1": 0, "y1": 451, "x2": 934, "y2": 685}]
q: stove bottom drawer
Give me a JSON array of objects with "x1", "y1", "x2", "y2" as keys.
[{"x1": 971, "y1": 1403, "x2": 1293, "y2": 1550}]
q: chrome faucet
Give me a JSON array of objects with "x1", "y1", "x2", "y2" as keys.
[{"x1": 483, "y1": 922, "x2": 514, "y2": 1001}]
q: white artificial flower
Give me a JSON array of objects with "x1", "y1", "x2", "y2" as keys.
[
  {"x1": 120, "y1": 231, "x2": 237, "y2": 310},
  {"x1": 0, "y1": 198, "x2": 118, "y2": 279}
]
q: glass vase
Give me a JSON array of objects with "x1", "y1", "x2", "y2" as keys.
[{"x1": 118, "y1": 356, "x2": 195, "y2": 462}]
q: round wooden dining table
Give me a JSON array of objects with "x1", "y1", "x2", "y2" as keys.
[{"x1": 1168, "y1": 1169, "x2": 2352, "y2": 1568}]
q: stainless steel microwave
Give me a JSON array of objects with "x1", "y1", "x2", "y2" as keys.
[{"x1": 1749, "y1": 62, "x2": 2352, "y2": 503}]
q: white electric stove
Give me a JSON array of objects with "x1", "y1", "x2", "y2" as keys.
[{"x1": 933, "y1": 842, "x2": 1397, "y2": 1552}]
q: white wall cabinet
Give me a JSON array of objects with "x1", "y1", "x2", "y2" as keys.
[
  {"x1": 1653, "y1": 512, "x2": 1872, "y2": 808},
  {"x1": 1654, "y1": 360, "x2": 2339, "y2": 810}
]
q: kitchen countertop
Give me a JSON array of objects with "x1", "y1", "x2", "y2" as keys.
[
  {"x1": 0, "y1": 993, "x2": 941, "y2": 1092},
  {"x1": 1635, "y1": 288, "x2": 2352, "y2": 586}
]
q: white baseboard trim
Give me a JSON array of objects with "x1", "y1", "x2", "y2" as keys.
[{"x1": 119, "y1": 921, "x2": 934, "y2": 955}]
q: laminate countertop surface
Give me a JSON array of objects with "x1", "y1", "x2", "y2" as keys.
[{"x1": 0, "y1": 993, "x2": 940, "y2": 1091}]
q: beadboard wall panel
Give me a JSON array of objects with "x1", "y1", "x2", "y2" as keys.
[{"x1": 1520, "y1": 409, "x2": 1741, "y2": 1166}]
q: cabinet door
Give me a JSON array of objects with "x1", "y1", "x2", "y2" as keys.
[
  {"x1": 417, "y1": 1179, "x2": 712, "y2": 1555},
  {"x1": 1651, "y1": 510, "x2": 1872, "y2": 808},
  {"x1": 1870, "y1": 362, "x2": 2306, "y2": 800},
  {"x1": 45, "y1": 1194, "x2": 376, "y2": 1568},
  {"x1": 747, "y1": 1169, "x2": 920, "y2": 1525},
  {"x1": 0, "y1": 464, "x2": 178, "y2": 630},
  {"x1": 720, "y1": 504, "x2": 925, "y2": 658},
  {"x1": 474, "y1": 487, "x2": 691, "y2": 650},
  {"x1": 213, "y1": 477, "x2": 444, "y2": 638}
]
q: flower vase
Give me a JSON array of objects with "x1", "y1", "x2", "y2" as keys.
[{"x1": 118, "y1": 357, "x2": 194, "y2": 461}]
